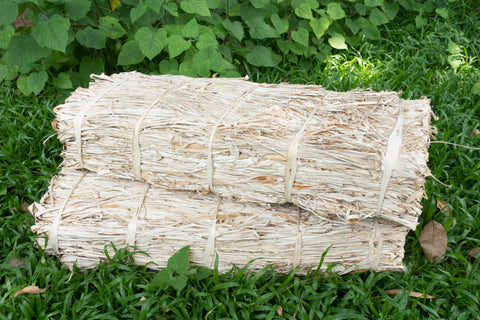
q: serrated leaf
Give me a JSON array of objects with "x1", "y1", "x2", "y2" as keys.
[
  {"x1": 327, "y1": 3, "x2": 345, "y2": 20},
  {"x1": 167, "y1": 246, "x2": 190, "y2": 275},
  {"x1": 168, "y1": 274, "x2": 188, "y2": 291},
  {"x1": 32, "y1": 15, "x2": 70, "y2": 52},
  {"x1": 383, "y1": 1, "x2": 399, "y2": 20},
  {"x1": 17, "y1": 75, "x2": 32, "y2": 95},
  {"x1": 472, "y1": 83, "x2": 480, "y2": 96},
  {"x1": 0, "y1": 1, "x2": 17, "y2": 27},
  {"x1": 76, "y1": 27, "x2": 106, "y2": 49},
  {"x1": 182, "y1": 18, "x2": 200, "y2": 38},
  {"x1": 27, "y1": 71, "x2": 48, "y2": 95},
  {"x1": 99, "y1": 16, "x2": 125, "y2": 39},
  {"x1": 5, "y1": 35, "x2": 49, "y2": 66},
  {"x1": 222, "y1": 20, "x2": 244, "y2": 41},
  {"x1": 369, "y1": 8, "x2": 389, "y2": 25},
  {"x1": 179, "y1": 59, "x2": 197, "y2": 77},
  {"x1": 64, "y1": 0, "x2": 91, "y2": 21},
  {"x1": 415, "y1": 13, "x2": 427, "y2": 29},
  {"x1": 196, "y1": 28, "x2": 218, "y2": 49},
  {"x1": 365, "y1": 0, "x2": 383, "y2": 6},
  {"x1": 419, "y1": 220, "x2": 447, "y2": 263},
  {"x1": 295, "y1": 3, "x2": 313, "y2": 19},
  {"x1": 53, "y1": 72, "x2": 73, "y2": 89},
  {"x1": 246, "y1": 45, "x2": 276, "y2": 67},
  {"x1": 328, "y1": 33, "x2": 347, "y2": 49},
  {"x1": 271, "y1": 14, "x2": 288, "y2": 34},
  {"x1": 0, "y1": 65, "x2": 8, "y2": 82},
  {"x1": 150, "y1": 269, "x2": 172, "y2": 288},
  {"x1": 435, "y1": 8, "x2": 448, "y2": 19},
  {"x1": 146, "y1": 0, "x2": 162, "y2": 13},
  {"x1": 118, "y1": 40, "x2": 145, "y2": 65},
  {"x1": 0, "y1": 25, "x2": 15, "y2": 49},
  {"x1": 168, "y1": 35, "x2": 191, "y2": 58},
  {"x1": 246, "y1": 17, "x2": 279, "y2": 39},
  {"x1": 131, "y1": 3, "x2": 147, "y2": 23},
  {"x1": 310, "y1": 16, "x2": 330, "y2": 38},
  {"x1": 136, "y1": 27, "x2": 167, "y2": 60},
  {"x1": 291, "y1": 28, "x2": 309, "y2": 47},
  {"x1": 180, "y1": 0, "x2": 211, "y2": 17}
]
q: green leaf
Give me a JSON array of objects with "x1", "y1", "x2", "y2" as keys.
[
  {"x1": 310, "y1": 16, "x2": 330, "y2": 38},
  {"x1": 383, "y1": 1, "x2": 400, "y2": 20},
  {"x1": 415, "y1": 13, "x2": 427, "y2": 29},
  {"x1": 0, "y1": 65, "x2": 8, "y2": 82},
  {"x1": 167, "y1": 246, "x2": 190, "y2": 275},
  {"x1": 222, "y1": 20, "x2": 244, "y2": 41},
  {"x1": 32, "y1": 15, "x2": 70, "y2": 52},
  {"x1": 369, "y1": 8, "x2": 389, "y2": 25},
  {"x1": 471, "y1": 83, "x2": 480, "y2": 96},
  {"x1": 295, "y1": 3, "x2": 313, "y2": 19},
  {"x1": 346, "y1": 18, "x2": 361, "y2": 34},
  {"x1": 168, "y1": 275, "x2": 188, "y2": 291},
  {"x1": 246, "y1": 17, "x2": 279, "y2": 39},
  {"x1": 246, "y1": 46, "x2": 276, "y2": 67},
  {"x1": 27, "y1": 71, "x2": 48, "y2": 95},
  {"x1": 291, "y1": 28, "x2": 309, "y2": 47},
  {"x1": 0, "y1": 25, "x2": 15, "y2": 49},
  {"x1": 136, "y1": 27, "x2": 167, "y2": 60},
  {"x1": 0, "y1": 184, "x2": 6, "y2": 196},
  {"x1": 435, "y1": 8, "x2": 448, "y2": 19},
  {"x1": 145, "y1": 0, "x2": 162, "y2": 13},
  {"x1": 165, "y1": 2, "x2": 179, "y2": 16},
  {"x1": 182, "y1": 18, "x2": 200, "y2": 38},
  {"x1": 327, "y1": 3, "x2": 346, "y2": 20},
  {"x1": 196, "y1": 28, "x2": 218, "y2": 49},
  {"x1": 131, "y1": 3, "x2": 147, "y2": 23},
  {"x1": 5, "y1": 35, "x2": 49, "y2": 66},
  {"x1": 328, "y1": 33, "x2": 347, "y2": 50},
  {"x1": 53, "y1": 72, "x2": 73, "y2": 89},
  {"x1": 79, "y1": 56, "x2": 105, "y2": 82},
  {"x1": 250, "y1": 0, "x2": 270, "y2": 8},
  {"x1": 0, "y1": 1, "x2": 17, "y2": 27},
  {"x1": 150, "y1": 269, "x2": 172, "y2": 288},
  {"x1": 180, "y1": 0, "x2": 211, "y2": 17},
  {"x1": 99, "y1": 16, "x2": 125, "y2": 39},
  {"x1": 271, "y1": 14, "x2": 289, "y2": 34},
  {"x1": 17, "y1": 75, "x2": 32, "y2": 95},
  {"x1": 64, "y1": 0, "x2": 91, "y2": 21},
  {"x1": 355, "y1": 3, "x2": 367, "y2": 15},
  {"x1": 118, "y1": 40, "x2": 145, "y2": 65},
  {"x1": 447, "y1": 41, "x2": 460, "y2": 54},
  {"x1": 167, "y1": 35, "x2": 191, "y2": 58},
  {"x1": 357, "y1": 17, "x2": 380, "y2": 40},
  {"x1": 76, "y1": 27, "x2": 106, "y2": 49},
  {"x1": 194, "y1": 266, "x2": 212, "y2": 281},
  {"x1": 159, "y1": 59, "x2": 179, "y2": 74},
  {"x1": 365, "y1": 0, "x2": 383, "y2": 6}
]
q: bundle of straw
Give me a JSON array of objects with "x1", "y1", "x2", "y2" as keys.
[
  {"x1": 53, "y1": 72, "x2": 432, "y2": 230},
  {"x1": 30, "y1": 168, "x2": 409, "y2": 274}
]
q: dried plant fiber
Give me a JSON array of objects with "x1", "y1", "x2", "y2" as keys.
[
  {"x1": 54, "y1": 71, "x2": 432, "y2": 230},
  {"x1": 30, "y1": 169, "x2": 409, "y2": 274}
]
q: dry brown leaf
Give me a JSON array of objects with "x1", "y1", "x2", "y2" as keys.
[
  {"x1": 276, "y1": 305, "x2": 283, "y2": 317},
  {"x1": 470, "y1": 128, "x2": 480, "y2": 138},
  {"x1": 21, "y1": 202, "x2": 30, "y2": 212},
  {"x1": 7, "y1": 257, "x2": 26, "y2": 268},
  {"x1": 418, "y1": 220, "x2": 447, "y2": 263},
  {"x1": 436, "y1": 200, "x2": 450, "y2": 215},
  {"x1": 14, "y1": 285, "x2": 49, "y2": 297},
  {"x1": 139, "y1": 296, "x2": 147, "y2": 302},
  {"x1": 385, "y1": 289, "x2": 434, "y2": 299},
  {"x1": 468, "y1": 247, "x2": 480, "y2": 259}
]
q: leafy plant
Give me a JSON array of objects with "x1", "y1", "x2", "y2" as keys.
[{"x1": 0, "y1": 0, "x2": 452, "y2": 100}]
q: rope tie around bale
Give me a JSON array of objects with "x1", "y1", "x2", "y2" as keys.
[
  {"x1": 126, "y1": 184, "x2": 150, "y2": 247},
  {"x1": 285, "y1": 94, "x2": 328, "y2": 202},
  {"x1": 50, "y1": 170, "x2": 87, "y2": 254},
  {"x1": 368, "y1": 219, "x2": 383, "y2": 271},
  {"x1": 375, "y1": 101, "x2": 405, "y2": 218},
  {"x1": 203, "y1": 197, "x2": 222, "y2": 268},
  {"x1": 74, "y1": 78, "x2": 127, "y2": 167},
  {"x1": 293, "y1": 208, "x2": 303, "y2": 266},
  {"x1": 207, "y1": 85, "x2": 259, "y2": 192},
  {"x1": 132, "y1": 83, "x2": 187, "y2": 180}
]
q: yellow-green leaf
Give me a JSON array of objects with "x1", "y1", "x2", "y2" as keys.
[{"x1": 328, "y1": 33, "x2": 347, "y2": 50}]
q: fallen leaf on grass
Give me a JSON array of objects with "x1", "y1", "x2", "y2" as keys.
[
  {"x1": 14, "y1": 285, "x2": 49, "y2": 297},
  {"x1": 276, "y1": 305, "x2": 283, "y2": 317},
  {"x1": 385, "y1": 289, "x2": 434, "y2": 299},
  {"x1": 21, "y1": 202, "x2": 30, "y2": 212},
  {"x1": 468, "y1": 247, "x2": 480, "y2": 259},
  {"x1": 7, "y1": 257, "x2": 26, "y2": 268},
  {"x1": 436, "y1": 200, "x2": 450, "y2": 215},
  {"x1": 470, "y1": 128, "x2": 480, "y2": 138},
  {"x1": 419, "y1": 220, "x2": 447, "y2": 263}
]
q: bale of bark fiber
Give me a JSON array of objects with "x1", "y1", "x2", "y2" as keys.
[{"x1": 53, "y1": 71, "x2": 432, "y2": 229}]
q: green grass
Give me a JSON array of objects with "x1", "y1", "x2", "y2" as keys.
[{"x1": 1, "y1": 2, "x2": 480, "y2": 319}]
